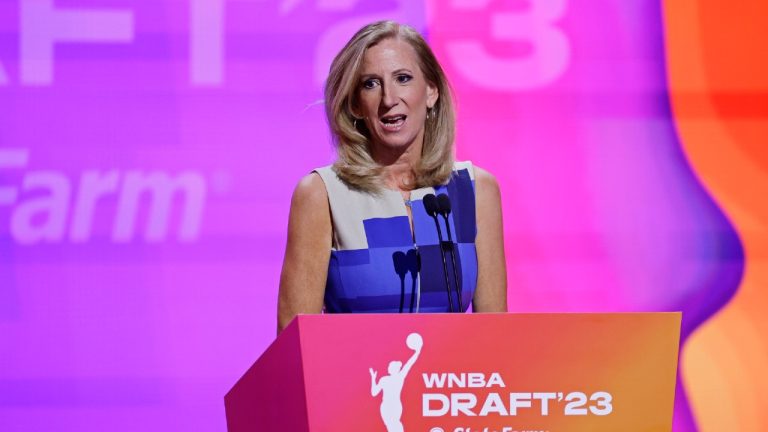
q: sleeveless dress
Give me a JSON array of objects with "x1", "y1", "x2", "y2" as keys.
[{"x1": 314, "y1": 162, "x2": 478, "y2": 313}]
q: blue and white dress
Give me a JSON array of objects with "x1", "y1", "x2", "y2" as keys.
[{"x1": 314, "y1": 162, "x2": 478, "y2": 313}]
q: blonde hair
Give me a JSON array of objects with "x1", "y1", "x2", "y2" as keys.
[{"x1": 324, "y1": 20, "x2": 456, "y2": 193}]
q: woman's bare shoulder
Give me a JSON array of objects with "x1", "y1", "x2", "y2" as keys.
[
  {"x1": 291, "y1": 172, "x2": 329, "y2": 212},
  {"x1": 471, "y1": 165, "x2": 500, "y2": 197}
]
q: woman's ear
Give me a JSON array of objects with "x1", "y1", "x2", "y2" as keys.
[{"x1": 426, "y1": 82, "x2": 439, "y2": 109}]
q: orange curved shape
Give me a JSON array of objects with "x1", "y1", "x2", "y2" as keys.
[{"x1": 663, "y1": 0, "x2": 768, "y2": 430}]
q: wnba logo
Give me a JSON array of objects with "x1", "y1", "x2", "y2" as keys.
[{"x1": 369, "y1": 333, "x2": 423, "y2": 432}]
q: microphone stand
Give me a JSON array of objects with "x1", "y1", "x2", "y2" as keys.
[
  {"x1": 437, "y1": 193, "x2": 463, "y2": 312},
  {"x1": 423, "y1": 194, "x2": 455, "y2": 313}
]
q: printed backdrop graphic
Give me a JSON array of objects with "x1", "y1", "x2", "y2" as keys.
[{"x1": 0, "y1": 1, "x2": 765, "y2": 431}]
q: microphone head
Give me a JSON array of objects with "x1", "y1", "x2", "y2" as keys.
[
  {"x1": 437, "y1": 193, "x2": 451, "y2": 215},
  {"x1": 422, "y1": 193, "x2": 438, "y2": 217}
]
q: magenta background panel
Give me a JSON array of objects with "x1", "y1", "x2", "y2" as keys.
[{"x1": 0, "y1": 1, "x2": 743, "y2": 431}]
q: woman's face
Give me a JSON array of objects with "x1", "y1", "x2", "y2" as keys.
[{"x1": 355, "y1": 38, "x2": 438, "y2": 156}]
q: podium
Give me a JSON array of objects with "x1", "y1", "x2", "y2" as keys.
[{"x1": 225, "y1": 313, "x2": 680, "y2": 432}]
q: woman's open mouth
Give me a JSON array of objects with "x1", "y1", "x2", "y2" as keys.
[{"x1": 379, "y1": 114, "x2": 406, "y2": 132}]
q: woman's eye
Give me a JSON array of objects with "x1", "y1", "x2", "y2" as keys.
[
  {"x1": 362, "y1": 79, "x2": 379, "y2": 89},
  {"x1": 397, "y1": 74, "x2": 412, "y2": 83}
]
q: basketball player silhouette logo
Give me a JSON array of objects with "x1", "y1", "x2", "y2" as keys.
[{"x1": 369, "y1": 333, "x2": 423, "y2": 432}]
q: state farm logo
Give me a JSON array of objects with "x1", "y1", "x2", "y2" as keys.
[{"x1": 0, "y1": 148, "x2": 218, "y2": 244}]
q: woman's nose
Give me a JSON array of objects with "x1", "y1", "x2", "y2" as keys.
[{"x1": 380, "y1": 82, "x2": 399, "y2": 109}]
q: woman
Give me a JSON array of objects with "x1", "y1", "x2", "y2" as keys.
[{"x1": 278, "y1": 21, "x2": 506, "y2": 332}]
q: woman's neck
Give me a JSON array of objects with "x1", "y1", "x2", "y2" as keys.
[{"x1": 372, "y1": 140, "x2": 422, "y2": 191}]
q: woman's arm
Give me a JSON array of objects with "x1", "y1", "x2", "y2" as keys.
[
  {"x1": 277, "y1": 173, "x2": 332, "y2": 333},
  {"x1": 472, "y1": 166, "x2": 508, "y2": 312}
]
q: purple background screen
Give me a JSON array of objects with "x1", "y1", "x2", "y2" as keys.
[{"x1": 0, "y1": 1, "x2": 744, "y2": 431}]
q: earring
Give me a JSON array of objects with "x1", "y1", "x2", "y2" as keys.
[{"x1": 427, "y1": 106, "x2": 435, "y2": 119}]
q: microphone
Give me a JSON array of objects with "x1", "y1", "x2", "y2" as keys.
[
  {"x1": 436, "y1": 194, "x2": 463, "y2": 312},
  {"x1": 423, "y1": 193, "x2": 455, "y2": 312}
]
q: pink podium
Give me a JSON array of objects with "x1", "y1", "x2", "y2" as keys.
[{"x1": 225, "y1": 313, "x2": 681, "y2": 432}]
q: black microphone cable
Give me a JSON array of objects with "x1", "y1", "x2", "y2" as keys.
[
  {"x1": 423, "y1": 193, "x2": 455, "y2": 313},
  {"x1": 437, "y1": 193, "x2": 463, "y2": 312}
]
